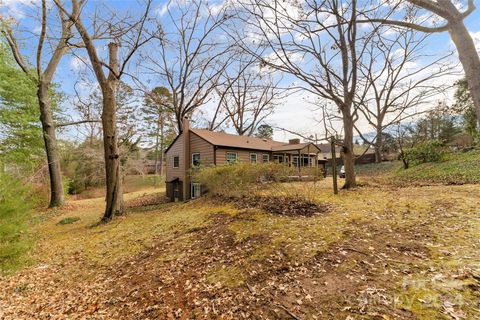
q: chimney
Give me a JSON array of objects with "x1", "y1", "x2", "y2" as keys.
[
  {"x1": 182, "y1": 116, "x2": 190, "y2": 132},
  {"x1": 182, "y1": 116, "x2": 190, "y2": 200},
  {"x1": 289, "y1": 138, "x2": 300, "y2": 144}
]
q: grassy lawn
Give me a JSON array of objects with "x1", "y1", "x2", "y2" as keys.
[
  {"x1": 0, "y1": 173, "x2": 479, "y2": 318},
  {"x1": 0, "y1": 175, "x2": 35, "y2": 275}
]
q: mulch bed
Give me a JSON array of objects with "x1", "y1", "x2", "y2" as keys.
[{"x1": 213, "y1": 195, "x2": 331, "y2": 216}]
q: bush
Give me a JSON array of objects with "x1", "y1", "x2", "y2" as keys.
[
  {"x1": 192, "y1": 162, "x2": 315, "y2": 197},
  {"x1": 0, "y1": 173, "x2": 34, "y2": 274},
  {"x1": 403, "y1": 140, "x2": 446, "y2": 166},
  {"x1": 58, "y1": 217, "x2": 81, "y2": 225}
]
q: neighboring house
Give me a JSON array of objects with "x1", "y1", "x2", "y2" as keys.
[
  {"x1": 316, "y1": 143, "x2": 377, "y2": 165},
  {"x1": 317, "y1": 143, "x2": 342, "y2": 160},
  {"x1": 165, "y1": 119, "x2": 326, "y2": 201}
]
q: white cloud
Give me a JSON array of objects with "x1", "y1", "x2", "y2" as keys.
[
  {"x1": 70, "y1": 56, "x2": 88, "y2": 71},
  {"x1": 0, "y1": 0, "x2": 42, "y2": 20},
  {"x1": 156, "y1": 2, "x2": 169, "y2": 16},
  {"x1": 470, "y1": 30, "x2": 480, "y2": 52}
]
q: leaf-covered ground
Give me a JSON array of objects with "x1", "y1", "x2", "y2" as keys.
[{"x1": 0, "y1": 178, "x2": 479, "y2": 319}]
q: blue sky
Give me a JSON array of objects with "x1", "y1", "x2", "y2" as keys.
[{"x1": 2, "y1": 0, "x2": 480, "y2": 142}]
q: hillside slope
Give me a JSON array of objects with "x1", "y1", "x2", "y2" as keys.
[
  {"x1": 1, "y1": 181, "x2": 479, "y2": 319},
  {"x1": 357, "y1": 149, "x2": 480, "y2": 185}
]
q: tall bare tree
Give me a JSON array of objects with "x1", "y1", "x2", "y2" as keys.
[
  {"x1": 1, "y1": 0, "x2": 73, "y2": 207},
  {"x1": 55, "y1": 0, "x2": 154, "y2": 221},
  {"x1": 210, "y1": 58, "x2": 285, "y2": 135},
  {"x1": 359, "y1": 0, "x2": 480, "y2": 125},
  {"x1": 232, "y1": 0, "x2": 378, "y2": 188},
  {"x1": 357, "y1": 29, "x2": 457, "y2": 162},
  {"x1": 143, "y1": 0, "x2": 232, "y2": 133}
]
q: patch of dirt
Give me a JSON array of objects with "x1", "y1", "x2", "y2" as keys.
[
  {"x1": 213, "y1": 195, "x2": 331, "y2": 216},
  {"x1": 125, "y1": 192, "x2": 169, "y2": 209}
]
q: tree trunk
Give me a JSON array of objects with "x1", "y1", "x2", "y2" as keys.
[
  {"x1": 101, "y1": 83, "x2": 124, "y2": 222},
  {"x1": 401, "y1": 156, "x2": 409, "y2": 169},
  {"x1": 374, "y1": 127, "x2": 382, "y2": 163},
  {"x1": 448, "y1": 20, "x2": 480, "y2": 126},
  {"x1": 159, "y1": 116, "x2": 165, "y2": 178},
  {"x1": 153, "y1": 117, "x2": 160, "y2": 186},
  {"x1": 37, "y1": 82, "x2": 64, "y2": 207},
  {"x1": 341, "y1": 110, "x2": 357, "y2": 189}
]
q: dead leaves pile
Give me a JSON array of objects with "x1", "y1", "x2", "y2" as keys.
[{"x1": 213, "y1": 195, "x2": 331, "y2": 217}]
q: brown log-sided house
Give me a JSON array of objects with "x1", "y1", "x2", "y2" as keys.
[{"x1": 165, "y1": 119, "x2": 326, "y2": 201}]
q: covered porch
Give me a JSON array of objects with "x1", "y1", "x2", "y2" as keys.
[{"x1": 271, "y1": 142, "x2": 325, "y2": 179}]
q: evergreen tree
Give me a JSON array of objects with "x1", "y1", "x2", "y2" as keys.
[
  {"x1": 453, "y1": 79, "x2": 478, "y2": 138},
  {"x1": 255, "y1": 124, "x2": 273, "y2": 140},
  {"x1": 0, "y1": 43, "x2": 43, "y2": 170}
]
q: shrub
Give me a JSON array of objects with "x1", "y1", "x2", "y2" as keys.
[
  {"x1": 58, "y1": 217, "x2": 81, "y2": 225},
  {"x1": 0, "y1": 173, "x2": 34, "y2": 274},
  {"x1": 192, "y1": 162, "x2": 318, "y2": 197},
  {"x1": 403, "y1": 140, "x2": 446, "y2": 166}
]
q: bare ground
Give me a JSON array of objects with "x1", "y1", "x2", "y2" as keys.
[{"x1": 0, "y1": 179, "x2": 479, "y2": 319}]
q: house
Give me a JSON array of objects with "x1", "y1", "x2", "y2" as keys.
[
  {"x1": 316, "y1": 142, "x2": 377, "y2": 165},
  {"x1": 165, "y1": 119, "x2": 326, "y2": 201},
  {"x1": 316, "y1": 143, "x2": 342, "y2": 160}
]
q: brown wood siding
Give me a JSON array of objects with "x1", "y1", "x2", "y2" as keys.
[
  {"x1": 215, "y1": 147, "x2": 267, "y2": 164},
  {"x1": 190, "y1": 133, "x2": 215, "y2": 166},
  {"x1": 165, "y1": 133, "x2": 185, "y2": 182}
]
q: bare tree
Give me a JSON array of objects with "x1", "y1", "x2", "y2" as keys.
[
  {"x1": 358, "y1": 0, "x2": 480, "y2": 125},
  {"x1": 142, "y1": 86, "x2": 175, "y2": 180},
  {"x1": 1, "y1": 0, "x2": 74, "y2": 207},
  {"x1": 143, "y1": 0, "x2": 232, "y2": 133},
  {"x1": 70, "y1": 81, "x2": 102, "y2": 146},
  {"x1": 55, "y1": 0, "x2": 154, "y2": 221},
  {"x1": 356, "y1": 29, "x2": 457, "y2": 162},
  {"x1": 211, "y1": 58, "x2": 285, "y2": 136},
  {"x1": 232, "y1": 0, "x2": 378, "y2": 188}
]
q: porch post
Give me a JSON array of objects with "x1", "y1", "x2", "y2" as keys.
[
  {"x1": 307, "y1": 144, "x2": 311, "y2": 167},
  {"x1": 298, "y1": 150, "x2": 301, "y2": 180}
]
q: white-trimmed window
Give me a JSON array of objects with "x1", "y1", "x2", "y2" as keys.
[
  {"x1": 273, "y1": 154, "x2": 283, "y2": 163},
  {"x1": 262, "y1": 153, "x2": 269, "y2": 162},
  {"x1": 191, "y1": 183, "x2": 201, "y2": 199},
  {"x1": 250, "y1": 153, "x2": 257, "y2": 163},
  {"x1": 226, "y1": 152, "x2": 238, "y2": 163},
  {"x1": 292, "y1": 156, "x2": 300, "y2": 167},
  {"x1": 192, "y1": 153, "x2": 201, "y2": 166},
  {"x1": 173, "y1": 155, "x2": 180, "y2": 168}
]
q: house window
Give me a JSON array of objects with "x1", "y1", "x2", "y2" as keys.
[
  {"x1": 262, "y1": 154, "x2": 269, "y2": 162},
  {"x1": 226, "y1": 152, "x2": 237, "y2": 163},
  {"x1": 303, "y1": 155, "x2": 310, "y2": 167},
  {"x1": 250, "y1": 153, "x2": 257, "y2": 163},
  {"x1": 293, "y1": 156, "x2": 300, "y2": 167},
  {"x1": 191, "y1": 183, "x2": 201, "y2": 199},
  {"x1": 273, "y1": 154, "x2": 283, "y2": 163},
  {"x1": 173, "y1": 156, "x2": 179, "y2": 168},
  {"x1": 192, "y1": 153, "x2": 200, "y2": 166}
]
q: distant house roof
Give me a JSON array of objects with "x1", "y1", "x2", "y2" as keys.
[{"x1": 317, "y1": 143, "x2": 341, "y2": 154}]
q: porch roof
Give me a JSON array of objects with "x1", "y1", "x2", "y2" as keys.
[{"x1": 272, "y1": 142, "x2": 321, "y2": 154}]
